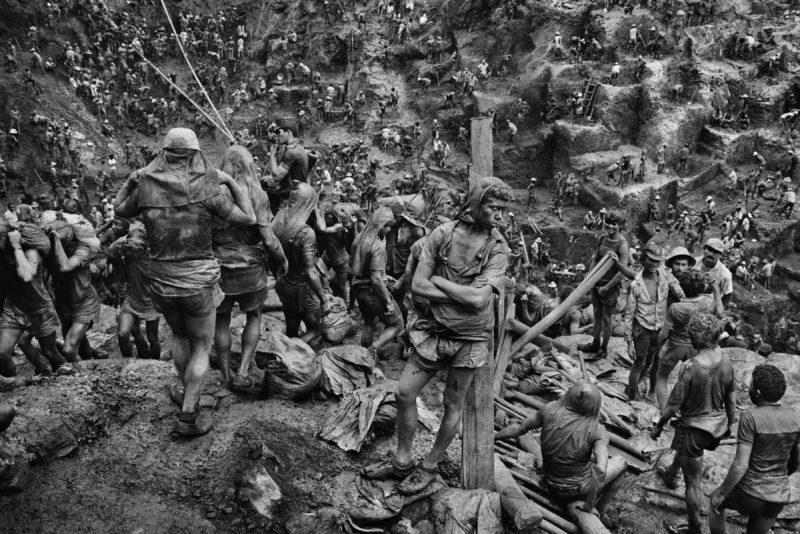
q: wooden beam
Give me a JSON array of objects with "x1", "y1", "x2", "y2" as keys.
[
  {"x1": 493, "y1": 455, "x2": 543, "y2": 532},
  {"x1": 469, "y1": 116, "x2": 493, "y2": 187},
  {"x1": 462, "y1": 323, "x2": 495, "y2": 489}
]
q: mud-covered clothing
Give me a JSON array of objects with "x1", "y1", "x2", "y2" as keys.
[
  {"x1": 351, "y1": 236, "x2": 386, "y2": 291},
  {"x1": 107, "y1": 238, "x2": 157, "y2": 319},
  {"x1": 665, "y1": 295, "x2": 716, "y2": 347},
  {"x1": 623, "y1": 266, "x2": 684, "y2": 340},
  {"x1": 123, "y1": 186, "x2": 235, "y2": 296},
  {"x1": 282, "y1": 226, "x2": 317, "y2": 286},
  {"x1": 736, "y1": 404, "x2": 800, "y2": 504},
  {"x1": 0, "y1": 258, "x2": 53, "y2": 316},
  {"x1": 277, "y1": 141, "x2": 309, "y2": 195},
  {"x1": 51, "y1": 242, "x2": 100, "y2": 322},
  {"x1": 668, "y1": 355, "x2": 734, "y2": 441},
  {"x1": 694, "y1": 258, "x2": 733, "y2": 298},
  {"x1": 412, "y1": 220, "x2": 507, "y2": 342},
  {"x1": 387, "y1": 218, "x2": 425, "y2": 278}
]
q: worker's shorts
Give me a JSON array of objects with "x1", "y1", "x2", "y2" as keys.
[
  {"x1": 353, "y1": 286, "x2": 402, "y2": 325},
  {"x1": 591, "y1": 285, "x2": 620, "y2": 308},
  {"x1": 720, "y1": 486, "x2": 785, "y2": 519},
  {"x1": 216, "y1": 286, "x2": 268, "y2": 315},
  {"x1": 275, "y1": 278, "x2": 321, "y2": 315},
  {"x1": 632, "y1": 322, "x2": 660, "y2": 362},
  {"x1": 671, "y1": 424, "x2": 719, "y2": 459},
  {"x1": 408, "y1": 333, "x2": 489, "y2": 373},
  {"x1": 58, "y1": 295, "x2": 101, "y2": 326},
  {"x1": 659, "y1": 342, "x2": 695, "y2": 374},
  {"x1": 151, "y1": 285, "x2": 223, "y2": 320},
  {"x1": 545, "y1": 468, "x2": 602, "y2": 503},
  {"x1": 0, "y1": 301, "x2": 60, "y2": 339}
]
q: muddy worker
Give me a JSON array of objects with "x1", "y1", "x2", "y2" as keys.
[
  {"x1": 652, "y1": 313, "x2": 736, "y2": 534},
  {"x1": 654, "y1": 270, "x2": 724, "y2": 408},
  {"x1": 362, "y1": 177, "x2": 511, "y2": 494},
  {"x1": 47, "y1": 200, "x2": 104, "y2": 363},
  {"x1": 212, "y1": 146, "x2": 288, "y2": 391},
  {"x1": 114, "y1": 128, "x2": 257, "y2": 438},
  {"x1": 0, "y1": 221, "x2": 73, "y2": 376},
  {"x1": 107, "y1": 225, "x2": 162, "y2": 360},
  {"x1": 315, "y1": 204, "x2": 355, "y2": 303},
  {"x1": 268, "y1": 123, "x2": 309, "y2": 213},
  {"x1": 496, "y1": 381, "x2": 627, "y2": 513},
  {"x1": 272, "y1": 182, "x2": 329, "y2": 344},
  {"x1": 350, "y1": 207, "x2": 404, "y2": 357},
  {"x1": 385, "y1": 197, "x2": 427, "y2": 295},
  {"x1": 694, "y1": 238, "x2": 733, "y2": 307},
  {"x1": 622, "y1": 243, "x2": 684, "y2": 401},
  {"x1": 709, "y1": 364, "x2": 800, "y2": 534},
  {"x1": 579, "y1": 211, "x2": 636, "y2": 360}
]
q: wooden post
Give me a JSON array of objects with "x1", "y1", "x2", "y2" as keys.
[
  {"x1": 461, "y1": 117, "x2": 496, "y2": 490},
  {"x1": 469, "y1": 116, "x2": 493, "y2": 187}
]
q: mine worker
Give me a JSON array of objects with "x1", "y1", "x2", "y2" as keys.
[
  {"x1": 527, "y1": 177, "x2": 537, "y2": 207},
  {"x1": 315, "y1": 204, "x2": 355, "y2": 302},
  {"x1": 678, "y1": 144, "x2": 690, "y2": 175},
  {"x1": 610, "y1": 62, "x2": 621, "y2": 83},
  {"x1": 654, "y1": 269, "x2": 724, "y2": 408},
  {"x1": 0, "y1": 222, "x2": 73, "y2": 377},
  {"x1": 268, "y1": 122, "x2": 309, "y2": 213},
  {"x1": 579, "y1": 211, "x2": 636, "y2": 360},
  {"x1": 212, "y1": 146, "x2": 287, "y2": 391},
  {"x1": 694, "y1": 237, "x2": 733, "y2": 306},
  {"x1": 351, "y1": 207, "x2": 404, "y2": 356},
  {"x1": 652, "y1": 314, "x2": 736, "y2": 534},
  {"x1": 107, "y1": 224, "x2": 162, "y2": 361},
  {"x1": 506, "y1": 119, "x2": 518, "y2": 142},
  {"x1": 622, "y1": 243, "x2": 684, "y2": 401},
  {"x1": 496, "y1": 381, "x2": 627, "y2": 513},
  {"x1": 114, "y1": 128, "x2": 257, "y2": 437},
  {"x1": 657, "y1": 143, "x2": 667, "y2": 174},
  {"x1": 362, "y1": 177, "x2": 511, "y2": 495},
  {"x1": 272, "y1": 182, "x2": 329, "y2": 343},
  {"x1": 709, "y1": 364, "x2": 800, "y2": 534}
]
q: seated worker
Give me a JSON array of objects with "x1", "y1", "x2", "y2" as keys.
[
  {"x1": 496, "y1": 381, "x2": 627, "y2": 513},
  {"x1": 709, "y1": 364, "x2": 800, "y2": 534}
]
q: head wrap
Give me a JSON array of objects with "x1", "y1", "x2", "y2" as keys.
[
  {"x1": 220, "y1": 145, "x2": 269, "y2": 225},
  {"x1": 272, "y1": 182, "x2": 318, "y2": 250},
  {"x1": 456, "y1": 177, "x2": 512, "y2": 224},
  {"x1": 135, "y1": 128, "x2": 219, "y2": 208},
  {"x1": 351, "y1": 206, "x2": 395, "y2": 277}
]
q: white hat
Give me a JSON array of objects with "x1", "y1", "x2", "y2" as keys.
[
  {"x1": 9, "y1": 129, "x2": 17, "y2": 134},
  {"x1": 548, "y1": 281, "x2": 557, "y2": 288},
  {"x1": 753, "y1": 151, "x2": 759, "y2": 156},
  {"x1": 654, "y1": 195, "x2": 660, "y2": 200},
  {"x1": 535, "y1": 237, "x2": 542, "y2": 242},
  {"x1": 706, "y1": 195, "x2": 713, "y2": 201}
]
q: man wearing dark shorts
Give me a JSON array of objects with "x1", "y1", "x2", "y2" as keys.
[
  {"x1": 0, "y1": 227, "x2": 71, "y2": 376},
  {"x1": 272, "y1": 182, "x2": 330, "y2": 343},
  {"x1": 48, "y1": 201, "x2": 103, "y2": 363},
  {"x1": 115, "y1": 128, "x2": 256, "y2": 437},
  {"x1": 350, "y1": 206, "x2": 403, "y2": 356},
  {"x1": 213, "y1": 146, "x2": 287, "y2": 391},
  {"x1": 107, "y1": 224, "x2": 161, "y2": 360},
  {"x1": 315, "y1": 204, "x2": 356, "y2": 303},
  {"x1": 362, "y1": 177, "x2": 511, "y2": 495},
  {"x1": 652, "y1": 314, "x2": 736, "y2": 534},
  {"x1": 579, "y1": 211, "x2": 636, "y2": 359},
  {"x1": 709, "y1": 364, "x2": 800, "y2": 534},
  {"x1": 654, "y1": 270, "x2": 723, "y2": 408}
]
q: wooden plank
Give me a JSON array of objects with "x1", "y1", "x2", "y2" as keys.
[
  {"x1": 469, "y1": 116, "x2": 493, "y2": 187},
  {"x1": 462, "y1": 331, "x2": 495, "y2": 489}
]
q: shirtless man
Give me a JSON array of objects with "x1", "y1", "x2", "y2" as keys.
[
  {"x1": 579, "y1": 211, "x2": 636, "y2": 359},
  {"x1": 115, "y1": 128, "x2": 256, "y2": 437},
  {"x1": 362, "y1": 177, "x2": 511, "y2": 494}
]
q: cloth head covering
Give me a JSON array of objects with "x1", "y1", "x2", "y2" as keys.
[
  {"x1": 351, "y1": 206, "x2": 395, "y2": 277},
  {"x1": 135, "y1": 128, "x2": 219, "y2": 208},
  {"x1": 558, "y1": 381, "x2": 602, "y2": 417},
  {"x1": 272, "y1": 181, "x2": 318, "y2": 250},
  {"x1": 220, "y1": 145, "x2": 269, "y2": 224},
  {"x1": 456, "y1": 177, "x2": 512, "y2": 224}
]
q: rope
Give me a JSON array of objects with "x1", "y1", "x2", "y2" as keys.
[
  {"x1": 158, "y1": 0, "x2": 234, "y2": 140},
  {"x1": 136, "y1": 51, "x2": 235, "y2": 142}
]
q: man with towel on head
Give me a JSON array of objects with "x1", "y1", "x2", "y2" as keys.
[{"x1": 114, "y1": 128, "x2": 256, "y2": 437}]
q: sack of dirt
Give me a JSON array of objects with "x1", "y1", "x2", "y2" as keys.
[
  {"x1": 430, "y1": 488, "x2": 503, "y2": 534},
  {"x1": 17, "y1": 222, "x2": 52, "y2": 256},
  {"x1": 41, "y1": 219, "x2": 74, "y2": 246},
  {"x1": 257, "y1": 332, "x2": 322, "y2": 400},
  {"x1": 63, "y1": 213, "x2": 101, "y2": 253},
  {"x1": 322, "y1": 296, "x2": 356, "y2": 343},
  {"x1": 318, "y1": 345, "x2": 375, "y2": 397}
]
